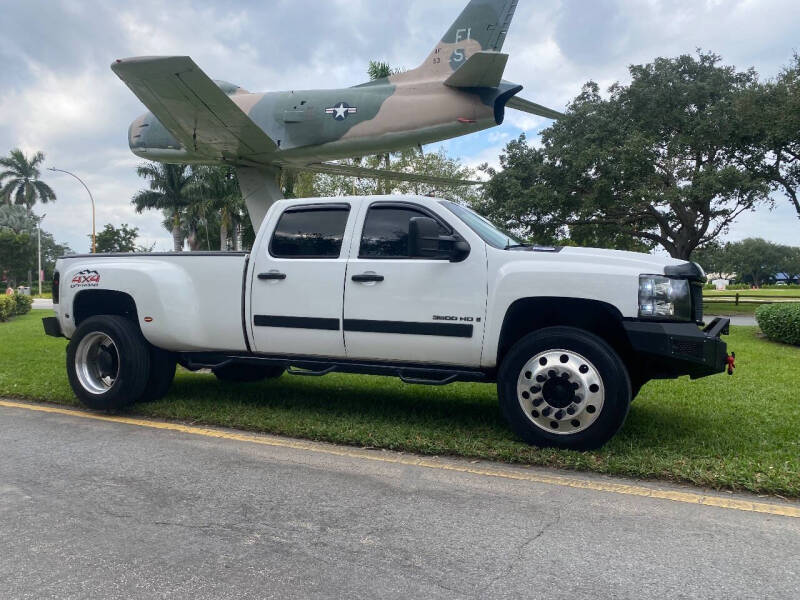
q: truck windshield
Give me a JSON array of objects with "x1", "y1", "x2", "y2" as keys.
[{"x1": 440, "y1": 200, "x2": 523, "y2": 249}]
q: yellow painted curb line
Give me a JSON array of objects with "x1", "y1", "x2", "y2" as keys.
[{"x1": 2, "y1": 399, "x2": 799, "y2": 519}]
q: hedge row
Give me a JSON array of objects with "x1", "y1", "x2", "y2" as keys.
[
  {"x1": 0, "y1": 293, "x2": 33, "y2": 322},
  {"x1": 756, "y1": 303, "x2": 800, "y2": 346},
  {"x1": 0, "y1": 296, "x2": 14, "y2": 321}
]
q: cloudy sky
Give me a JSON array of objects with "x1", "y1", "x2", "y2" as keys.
[{"x1": 1, "y1": 0, "x2": 798, "y2": 253}]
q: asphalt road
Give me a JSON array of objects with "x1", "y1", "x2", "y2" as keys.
[{"x1": 1, "y1": 402, "x2": 798, "y2": 600}]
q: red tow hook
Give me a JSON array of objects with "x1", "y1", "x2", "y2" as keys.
[{"x1": 726, "y1": 352, "x2": 736, "y2": 376}]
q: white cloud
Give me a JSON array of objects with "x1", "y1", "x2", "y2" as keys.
[{"x1": 1, "y1": 0, "x2": 797, "y2": 252}]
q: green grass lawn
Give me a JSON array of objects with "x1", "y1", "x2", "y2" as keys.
[
  {"x1": 2, "y1": 311, "x2": 799, "y2": 497},
  {"x1": 703, "y1": 301, "x2": 764, "y2": 316},
  {"x1": 704, "y1": 289, "x2": 800, "y2": 316}
]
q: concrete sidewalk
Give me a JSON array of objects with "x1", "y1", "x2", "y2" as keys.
[
  {"x1": 707, "y1": 314, "x2": 757, "y2": 326},
  {"x1": 32, "y1": 298, "x2": 53, "y2": 310}
]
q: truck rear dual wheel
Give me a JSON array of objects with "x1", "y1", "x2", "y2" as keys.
[
  {"x1": 67, "y1": 316, "x2": 151, "y2": 410},
  {"x1": 498, "y1": 326, "x2": 632, "y2": 451},
  {"x1": 139, "y1": 345, "x2": 177, "y2": 403},
  {"x1": 66, "y1": 315, "x2": 176, "y2": 410}
]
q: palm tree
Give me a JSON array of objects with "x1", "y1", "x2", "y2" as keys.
[
  {"x1": 192, "y1": 166, "x2": 245, "y2": 250},
  {"x1": 367, "y1": 60, "x2": 395, "y2": 81},
  {"x1": 0, "y1": 205, "x2": 36, "y2": 233},
  {"x1": 132, "y1": 163, "x2": 195, "y2": 252},
  {"x1": 0, "y1": 149, "x2": 57, "y2": 215}
]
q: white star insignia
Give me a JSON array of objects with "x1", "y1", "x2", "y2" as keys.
[{"x1": 333, "y1": 103, "x2": 348, "y2": 119}]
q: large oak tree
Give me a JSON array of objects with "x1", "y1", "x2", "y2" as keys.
[
  {"x1": 480, "y1": 53, "x2": 772, "y2": 259},
  {"x1": 746, "y1": 54, "x2": 800, "y2": 221}
]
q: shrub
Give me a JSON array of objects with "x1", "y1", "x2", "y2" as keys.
[
  {"x1": 12, "y1": 292, "x2": 32, "y2": 316},
  {"x1": 756, "y1": 303, "x2": 800, "y2": 346},
  {"x1": 0, "y1": 295, "x2": 15, "y2": 322}
]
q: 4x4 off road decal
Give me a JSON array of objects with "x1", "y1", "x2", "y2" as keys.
[{"x1": 71, "y1": 269, "x2": 100, "y2": 289}]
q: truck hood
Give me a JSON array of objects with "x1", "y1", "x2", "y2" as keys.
[
  {"x1": 507, "y1": 247, "x2": 687, "y2": 275},
  {"x1": 556, "y1": 246, "x2": 686, "y2": 274}
]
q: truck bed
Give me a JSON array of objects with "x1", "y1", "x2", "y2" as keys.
[{"x1": 56, "y1": 252, "x2": 250, "y2": 352}]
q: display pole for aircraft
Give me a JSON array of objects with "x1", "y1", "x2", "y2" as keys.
[{"x1": 48, "y1": 168, "x2": 96, "y2": 254}]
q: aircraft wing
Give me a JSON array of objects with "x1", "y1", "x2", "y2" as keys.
[
  {"x1": 293, "y1": 162, "x2": 484, "y2": 187},
  {"x1": 506, "y1": 96, "x2": 564, "y2": 120},
  {"x1": 111, "y1": 56, "x2": 277, "y2": 160}
]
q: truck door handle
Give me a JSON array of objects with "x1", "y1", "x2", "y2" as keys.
[
  {"x1": 258, "y1": 272, "x2": 287, "y2": 281},
  {"x1": 352, "y1": 274, "x2": 384, "y2": 283}
]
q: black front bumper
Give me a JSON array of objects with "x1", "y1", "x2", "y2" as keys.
[{"x1": 623, "y1": 317, "x2": 730, "y2": 380}]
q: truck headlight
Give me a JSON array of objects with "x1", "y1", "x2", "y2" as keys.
[{"x1": 638, "y1": 275, "x2": 692, "y2": 321}]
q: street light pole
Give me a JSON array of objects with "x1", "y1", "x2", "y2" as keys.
[
  {"x1": 37, "y1": 214, "x2": 46, "y2": 297},
  {"x1": 48, "y1": 167, "x2": 96, "y2": 253}
]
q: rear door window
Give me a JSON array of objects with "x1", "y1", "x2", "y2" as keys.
[{"x1": 270, "y1": 205, "x2": 350, "y2": 258}]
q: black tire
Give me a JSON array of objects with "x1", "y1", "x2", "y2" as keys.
[
  {"x1": 66, "y1": 315, "x2": 151, "y2": 411},
  {"x1": 138, "y1": 345, "x2": 177, "y2": 403},
  {"x1": 630, "y1": 376, "x2": 647, "y2": 401},
  {"x1": 498, "y1": 326, "x2": 631, "y2": 450},
  {"x1": 212, "y1": 363, "x2": 285, "y2": 383}
]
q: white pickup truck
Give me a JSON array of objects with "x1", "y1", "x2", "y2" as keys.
[{"x1": 43, "y1": 195, "x2": 731, "y2": 449}]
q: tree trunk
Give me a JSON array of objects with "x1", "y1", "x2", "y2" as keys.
[
  {"x1": 171, "y1": 219, "x2": 183, "y2": 252},
  {"x1": 382, "y1": 153, "x2": 391, "y2": 194},
  {"x1": 672, "y1": 240, "x2": 694, "y2": 261},
  {"x1": 220, "y1": 221, "x2": 228, "y2": 251},
  {"x1": 187, "y1": 228, "x2": 201, "y2": 252}
]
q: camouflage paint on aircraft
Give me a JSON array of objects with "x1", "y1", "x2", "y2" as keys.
[{"x1": 112, "y1": 0, "x2": 563, "y2": 224}]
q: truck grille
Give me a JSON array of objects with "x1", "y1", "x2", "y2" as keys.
[{"x1": 691, "y1": 283, "x2": 703, "y2": 323}]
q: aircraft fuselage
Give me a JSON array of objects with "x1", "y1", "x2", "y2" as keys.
[{"x1": 128, "y1": 78, "x2": 508, "y2": 167}]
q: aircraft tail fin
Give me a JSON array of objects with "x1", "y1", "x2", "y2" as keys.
[
  {"x1": 439, "y1": 0, "x2": 518, "y2": 53},
  {"x1": 409, "y1": 0, "x2": 519, "y2": 80}
]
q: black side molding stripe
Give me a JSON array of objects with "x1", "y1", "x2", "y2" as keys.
[
  {"x1": 344, "y1": 319, "x2": 473, "y2": 339},
  {"x1": 254, "y1": 315, "x2": 341, "y2": 331},
  {"x1": 254, "y1": 316, "x2": 474, "y2": 338}
]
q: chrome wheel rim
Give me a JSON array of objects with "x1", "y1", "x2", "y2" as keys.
[
  {"x1": 516, "y1": 349, "x2": 605, "y2": 435},
  {"x1": 75, "y1": 332, "x2": 120, "y2": 395}
]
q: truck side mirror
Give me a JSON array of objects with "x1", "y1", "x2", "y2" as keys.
[
  {"x1": 409, "y1": 217, "x2": 470, "y2": 262},
  {"x1": 409, "y1": 217, "x2": 442, "y2": 258},
  {"x1": 450, "y1": 240, "x2": 470, "y2": 263}
]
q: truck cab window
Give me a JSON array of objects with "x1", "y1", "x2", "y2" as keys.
[
  {"x1": 270, "y1": 206, "x2": 350, "y2": 258},
  {"x1": 359, "y1": 206, "x2": 448, "y2": 258}
]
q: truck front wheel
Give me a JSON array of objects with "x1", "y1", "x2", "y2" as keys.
[
  {"x1": 498, "y1": 326, "x2": 631, "y2": 450},
  {"x1": 66, "y1": 315, "x2": 151, "y2": 410}
]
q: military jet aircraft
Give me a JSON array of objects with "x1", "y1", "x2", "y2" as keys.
[{"x1": 112, "y1": 0, "x2": 562, "y2": 226}]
